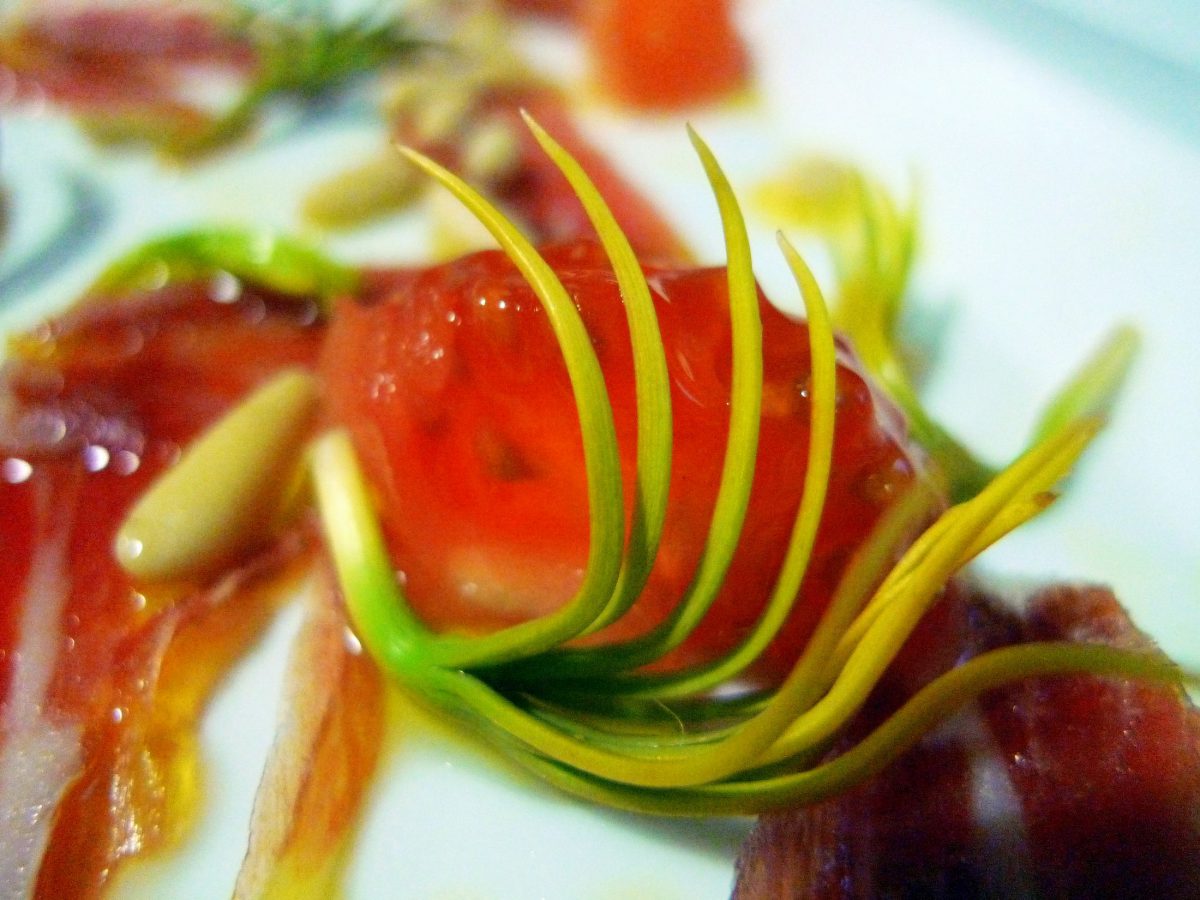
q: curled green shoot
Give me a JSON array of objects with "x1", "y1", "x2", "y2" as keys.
[
  {"x1": 755, "y1": 160, "x2": 1141, "y2": 502},
  {"x1": 308, "y1": 119, "x2": 1190, "y2": 815},
  {"x1": 604, "y1": 232, "x2": 837, "y2": 702},
  {"x1": 90, "y1": 227, "x2": 359, "y2": 307},
  {"x1": 519, "y1": 641, "x2": 1194, "y2": 816},
  {"x1": 310, "y1": 432, "x2": 430, "y2": 674},
  {"x1": 389, "y1": 145, "x2": 625, "y2": 669},
  {"x1": 517, "y1": 111, "x2": 673, "y2": 637},
  {"x1": 494, "y1": 125, "x2": 765, "y2": 684}
]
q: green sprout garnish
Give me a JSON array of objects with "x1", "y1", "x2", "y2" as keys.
[
  {"x1": 308, "y1": 122, "x2": 1190, "y2": 816},
  {"x1": 176, "y1": 4, "x2": 426, "y2": 158},
  {"x1": 754, "y1": 160, "x2": 1140, "y2": 501},
  {"x1": 62, "y1": 4, "x2": 426, "y2": 160},
  {"x1": 90, "y1": 228, "x2": 358, "y2": 306}
]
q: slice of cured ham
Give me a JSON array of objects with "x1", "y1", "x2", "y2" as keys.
[
  {"x1": 979, "y1": 585, "x2": 1200, "y2": 897},
  {"x1": 0, "y1": 279, "x2": 351, "y2": 896},
  {"x1": 733, "y1": 583, "x2": 1200, "y2": 899},
  {"x1": 0, "y1": 6, "x2": 254, "y2": 135}
]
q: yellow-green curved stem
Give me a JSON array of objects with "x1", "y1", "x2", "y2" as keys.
[
  {"x1": 311, "y1": 430, "x2": 432, "y2": 670},
  {"x1": 510, "y1": 641, "x2": 1189, "y2": 816},
  {"x1": 823, "y1": 492, "x2": 1055, "y2": 683},
  {"x1": 644, "y1": 125, "x2": 762, "y2": 653},
  {"x1": 767, "y1": 420, "x2": 1099, "y2": 762},
  {"x1": 367, "y1": 146, "x2": 626, "y2": 668},
  {"x1": 833, "y1": 421, "x2": 1094, "y2": 675},
  {"x1": 518, "y1": 112, "x2": 673, "y2": 635},
  {"x1": 371, "y1": 424, "x2": 1085, "y2": 792},
  {"x1": 1030, "y1": 324, "x2": 1139, "y2": 443},
  {"x1": 500, "y1": 127, "x2": 765, "y2": 682},
  {"x1": 590, "y1": 233, "x2": 838, "y2": 700}
]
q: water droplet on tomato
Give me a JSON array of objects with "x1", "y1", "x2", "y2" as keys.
[
  {"x1": 82, "y1": 444, "x2": 110, "y2": 472},
  {"x1": 111, "y1": 450, "x2": 141, "y2": 476},
  {"x1": 2, "y1": 457, "x2": 32, "y2": 483},
  {"x1": 209, "y1": 270, "x2": 242, "y2": 304}
]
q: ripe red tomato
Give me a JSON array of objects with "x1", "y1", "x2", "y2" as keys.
[
  {"x1": 584, "y1": 0, "x2": 750, "y2": 109},
  {"x1": 323, "y1": 241, "x2": 920, "y2": 678}
]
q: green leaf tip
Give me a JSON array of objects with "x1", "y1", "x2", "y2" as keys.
[{"x1": 90, "y1": 227, "x2": 359, "y2": 308}]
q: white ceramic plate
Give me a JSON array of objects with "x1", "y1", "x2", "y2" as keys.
[{"x1": 3, "y1": 1, "x2": 1198, "y2": 897}]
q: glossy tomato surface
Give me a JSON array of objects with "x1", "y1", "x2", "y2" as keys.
[{"x1": 324, "y1": 240, "x2": 921, "y2": 678}]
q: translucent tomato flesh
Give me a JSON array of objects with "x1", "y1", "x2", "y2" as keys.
[
  {"x1": 325, "y1": 241, "x2": 921, "y2": 678},
  {"x1": 584, "y1": 0, "x2": 750, "y2": 109}
]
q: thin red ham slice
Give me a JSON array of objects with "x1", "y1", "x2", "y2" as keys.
[
  {"x1": 734, "y1": 584, "x2": 1200, "y2": 899},
  {"x1": 0, "y1": 6, "x2": 254, "y2": 132},
  {"x1": 980, "y1": 585, "x2": 1200, "y2": 898},
  {"x1": 0, "y1": 278, "x2": 342, "y2": 896},
  {"x1": 390, "y1": 88, "x2": 691, "y2": 262}
]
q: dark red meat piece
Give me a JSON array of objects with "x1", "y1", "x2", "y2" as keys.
[
  {"x1": 733, "y1": 584, "x2": 1200, "y2": 899},
  {"x1": 981, "y1": 585, "x2": 1200, "y2": 898}
]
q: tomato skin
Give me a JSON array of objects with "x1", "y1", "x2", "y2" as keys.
[
  {"x1": 584, "y1": 0, "x2": 750, "y2": 110},
  {"x1": 324, "y1": 241, "x2": 921, "y2": 678}
]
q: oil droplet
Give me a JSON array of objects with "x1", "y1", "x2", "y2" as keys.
[
  {"x1": 83, "y1": 445, "x2": 111, "y2": 472},
  {"x1": 2, "y1": 457, "x2": 33, "y2": 484},
  {"x1": 111, "y1": 450, "x2": 141, "y2": 476},
  {"x1": 117, "y1": 536, "x2": 145, "y2": 566},
  {"x1": 26, "y1": 411, "x2": 67, "y2": 445},
  {"x1": 209, "y1": 270, "x2": 242, "y2": 304}
]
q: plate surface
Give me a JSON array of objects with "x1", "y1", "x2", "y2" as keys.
[{"x1": 3, "y1": 1, "x2": 1198, "y2": 897}]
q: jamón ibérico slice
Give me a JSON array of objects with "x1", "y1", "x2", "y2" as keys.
[
  {"x1": 734, "y1": 741, "x2": 984, "y2": 898},
  {"x1": 980, "y1": 585, "x2": 1200, "y2": 898},
  {"x1": 0, "y1": 278, "x2": 339, "y2": 896},
  {"x1": 0, "y1": 6, "x2": 253, "y2": 133},
  {"x1": 733, "y1": 584, "x2": 1200, "y2": 898}
]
